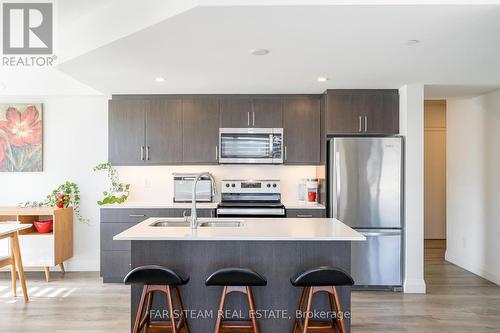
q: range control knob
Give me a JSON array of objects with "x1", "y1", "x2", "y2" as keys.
[
  {"x1": 232, "y1": 184, "x2": 236, "y2": 187},
  {"x1": 273, "y1": 184, "x2": 277, "y2": 188},
  {"x1": 267, "y1": 184, "x2": 271, "y2": 188},
  {"x1": 225, "y1": 184, "x2": 230, "y2": 188}
]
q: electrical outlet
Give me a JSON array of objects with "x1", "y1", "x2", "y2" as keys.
[{"x1": 144, "y1": 178, "x2": 150, "y2": 188}]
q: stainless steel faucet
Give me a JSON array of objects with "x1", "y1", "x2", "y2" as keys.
[{"x1": 189, "y1": 172, "x2": 217, "y2": 229}]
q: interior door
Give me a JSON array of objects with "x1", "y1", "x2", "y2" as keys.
[{"x1": 330, "y1": 137, "x2": 402, "y2": 228}]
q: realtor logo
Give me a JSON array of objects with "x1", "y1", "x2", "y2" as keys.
[{"x1": 2, "y1": 2, "x2": 53, "y2": 54}]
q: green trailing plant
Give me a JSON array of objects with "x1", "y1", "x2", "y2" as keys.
[
  {"x1": 19, "y1": 181, "x2": 89, "y2": 224},
  {"x1": 93, "y1": 162, "x2": 130, "y2": 205}
]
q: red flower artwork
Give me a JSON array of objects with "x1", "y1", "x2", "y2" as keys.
[
  {"x1": 0, "y1": 104, "x2": 43, "y2": 172},
  {"x1": 0, "y1": 105, "x2": 42, "y2": 146}
]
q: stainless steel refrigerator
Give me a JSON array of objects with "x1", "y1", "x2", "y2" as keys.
[{"x1": 328, "y1": 137, "x2": 403, "y2": 291}]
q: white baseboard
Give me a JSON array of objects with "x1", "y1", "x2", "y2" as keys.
[
  {"x1": 403, "y1": 278, "x2": 426, "y2": 293},
  {"x1": 445, "y1": 251, "x2": 500, "y2": 286}
]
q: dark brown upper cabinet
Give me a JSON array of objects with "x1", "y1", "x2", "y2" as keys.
[
  {"x1": 146, "y1": 98, "x2": 183, "y2": 164},
  {"x1": 220, "y1": 96, "x2": 282, "y2": 128},
  {"x1": 251, "y1": 97, "x2": 283, "y2": 127},
  {"x1": 283, "y1": 96, "x2": 321, "y2": 164},
  {"x1": 182, "y1": 97, "x2": 220, "y2": 164},
  {"x1": 220, "y1": 97, "x2": 252, "y2": 127},
  {"x1": 108, "y1": 99, "x2": 148, "y2": 165},
  {"x1": 324, "y1": 89, "x2": 399, "y2": 135},
  {"x1": 109, "y1": 97, "x2": 184, "y2": 165}
]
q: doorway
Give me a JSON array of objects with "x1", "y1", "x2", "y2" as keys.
[{"x1": 424, "y1": 100, "x2": 447, "y2": 240}]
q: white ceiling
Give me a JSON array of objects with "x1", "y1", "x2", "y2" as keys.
[{"x1": 57, "y1": 4, "x2": 500, "y2": 96}]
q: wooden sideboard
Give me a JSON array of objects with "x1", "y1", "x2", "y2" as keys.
[{"x1": 0, "y1": 207, "x2": 73, "y2": 282}]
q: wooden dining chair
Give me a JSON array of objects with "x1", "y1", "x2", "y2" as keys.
[{"x1": 0, "y1": 223, "x2": 29, "y2": 302}]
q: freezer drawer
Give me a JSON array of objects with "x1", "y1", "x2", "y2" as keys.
[{"x1": 351, "y1": 229, "x2": 402, "y2": 289}]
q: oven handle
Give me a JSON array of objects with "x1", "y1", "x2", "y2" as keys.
[{"x1": 217, "y1": 208, "x2": 285, "y2": 216}]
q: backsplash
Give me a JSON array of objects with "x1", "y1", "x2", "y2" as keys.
[{"x1": 116, "y1": 165, "x2": 320, "y2": 203}]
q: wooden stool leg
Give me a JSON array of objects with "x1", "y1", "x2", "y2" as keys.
[
  {"x1": 133, "y1": 286, "x2": 148, "y2": 333},
  {"x1": 214, "y1": 286, "x2": 227, "y2": 333},
  {"x1": 44, "y1": 267, "x2": 50, "y2": 282},
  {"x1": 10, "y1": 241, "x2": 17, "y2": 297},
  {"x1": 11, "y1": 233, "x2": 28, "y2": 303},
  {"x1": 246, "y1": 287, "x2": 260, "y2": 333},
  {"x1": 139, "y1": 291, "x2": 153, "y2": 330},
  {"x1": 174, "y1": 287, "x2": 190, "y2": 333},
  {"x1": 59, "y1": 263, "x2": 66, "y2": 274},
  {"x1": 302, "y1": 287, "x2": 314, "y2": 333},
  {"x1": 332, "y1": 287, "x2": 347, "y2": 333},
  {"x1": 293, "y1": 287, "x2": 307, "y2": 333},
  {"x1": 166, "y1": 286, "x2": 178, "y2": 333}
]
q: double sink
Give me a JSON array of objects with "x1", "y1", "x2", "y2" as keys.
[{"x1": 151, "y1": 218, "x2": 244, "y2": 228}]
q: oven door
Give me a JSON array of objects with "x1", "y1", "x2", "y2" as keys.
[{"x1": 219, "y1": 128, "x2": 283, "y2": 164}]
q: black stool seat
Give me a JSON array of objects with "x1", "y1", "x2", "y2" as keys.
[
  {"x1": 291, "y1": 266, "x2": 354, "y2": 287},
  {"x1": 206, "y1": 267, "x2": 267, "y2": 286},
  {"x1": 124, "y1": 265, "x2": 189, "y2": 286}
]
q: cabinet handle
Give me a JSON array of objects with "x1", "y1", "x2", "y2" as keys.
[
  {"x1": 215, "y1": 145, "x2": 219, "y2": 161},
  {"x1": 358, "y1": 116, "x2": 363, "y2": 132},
  {"x1": 284, "y1": 146, "x2": 287, "y2": 161},
  {"x1": 297, "y1": 214, "x2": 313, "y2": 218},
  {"x1": 252, "y1": 111, "x2": 255, "y2": 126},
  {"x1": 364, "y1": 116, "x2": 368, "y2": 132},
  {"x1": 247, "y1": 111, "x2": 250, "y2": 126},
  {"x1": 146, "y1": 146, "x2": 150, "y2": 160},
  {"x1": 140, "y1": 146, "x2": 144, "y2": 160},
  {"x1": 129, "y1": 214, "x2": 146, "y2": 217}
]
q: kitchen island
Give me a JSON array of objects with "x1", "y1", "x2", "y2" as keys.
[{"x1": 114, "y1": 218, "x2": 365, "y2": 332}]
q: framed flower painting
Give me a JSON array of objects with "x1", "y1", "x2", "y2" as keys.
[{"x1": 0, "y1": 103, "x2": 43, "y2": 172}]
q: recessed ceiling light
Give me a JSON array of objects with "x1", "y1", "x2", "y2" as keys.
[
  {"x1": 155, "y1": 77, "x2": 166, "y2": 82},
  {"x1": 250, "y1": 49, "x2": 269, "y2": 56},
  {"x1": 317, "y1": 77, "x2": 329, "y2": 82},
  {"x1": 406, "y1": 39, "x2": 420, "y2": 46}
]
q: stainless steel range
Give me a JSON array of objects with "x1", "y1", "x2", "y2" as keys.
[{"x1": 216, "y1": 180, "x2": 285, "y2": 218}]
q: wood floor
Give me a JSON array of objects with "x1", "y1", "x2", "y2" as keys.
[{"x1": 0, "y1": 240, "x2": 498, "y2": 332}]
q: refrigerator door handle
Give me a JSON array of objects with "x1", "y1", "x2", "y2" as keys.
[
  {"x1": 357, "y1": 229, "x2": 401, "y2": 236},
  {"x1": 334, "y1": 151, "x2": 341, "y2": 218}
]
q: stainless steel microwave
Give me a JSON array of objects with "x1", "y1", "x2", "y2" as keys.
[{"x1": 219, "y1": 128, "x2": 283, "y2": 164}]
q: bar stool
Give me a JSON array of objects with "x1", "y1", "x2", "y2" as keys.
[
  {"x1": 206, "y1": 267, "x2": 267, "y2": 333},
  {"x1": 124, "y1": 265, "x2": 190, "y2": 333},
  {"x1": 291, "y1": 266, "x2": 354, "y2": 333}
]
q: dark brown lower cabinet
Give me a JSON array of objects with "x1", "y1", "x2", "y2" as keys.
[
  {"x1": 100, "y1": 208, "x2": 216, "y2": 283},
  {"x1": 285, "y1": 209, "x2": 326, "y2": 218}
]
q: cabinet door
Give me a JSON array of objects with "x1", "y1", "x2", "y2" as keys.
[
  {"x1": 108, "y1": 99, "x2": 147, "y2": 165},
  {"x1": 283, "y1": 96, "x2": 320, "y2": 164},
  {"x1": 325, "y1": 91, "x2": 360, "y2": 134},
  {"x1": 286, "y1": 209, "x2": 326, "y2": 218},
  {"x1": 252, "y1": 97, "x2": 283, "y2": 128},
  {"x1": 145, "y1": 98, "x2": 183, "y2": 164},
  {"x1": 361, "y1": 90, "x2": 399, "y2": 134},
  {"x1": 220, "y1": 97, "x2": 252, "y2": 127},
  {"x1": 182, "y1": 97, "x2": 220, "y2": 163}
]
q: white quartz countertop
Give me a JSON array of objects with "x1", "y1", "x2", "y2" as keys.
[
  {"x1": 102, "y1": 201, "x2": 325, "y2": 210},
  {"x1": 113, "y1": 218, "x2": 365, "y2": 241}
]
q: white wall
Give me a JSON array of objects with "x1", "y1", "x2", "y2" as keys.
[
  {"x1": 446, "y1": 90, "x2": 500, "y2": 285},
  {"x1": 400, "y1": 84, "x2": 426, "y2": 293},
  {"x1": 0, "y1": 95, "x2": 108, "y2": 271},
  {"x1": 117, "y1": 165, "x2": 319, "y2": 204}
]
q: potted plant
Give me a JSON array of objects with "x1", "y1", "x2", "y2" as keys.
[
  {"x1": 20, "y1": 181, "x2": 89, "y2": 224},
  {"x1": 93, "y1": 162, "x2": 130, "y2": 205}
]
